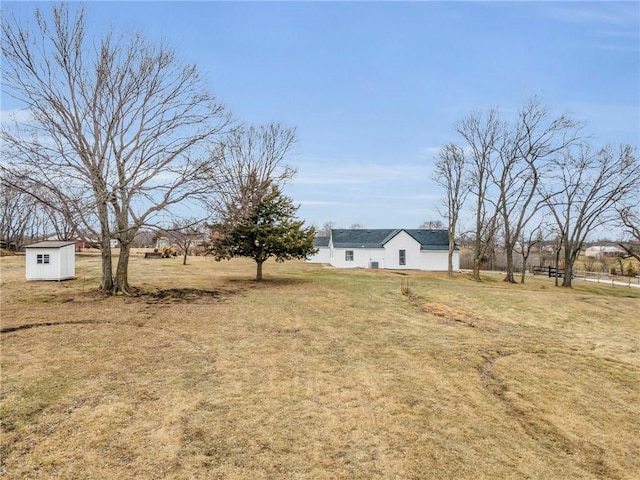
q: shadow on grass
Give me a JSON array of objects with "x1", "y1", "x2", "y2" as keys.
[
  {"x1": 141, "y1": 288, "x2": 230, "y2": 304},
  {"x1": 1, "y1": 318, "x2": 125, "y2": 334},
  {"x1": 223, "y1": 275, "x2": 315, "y2": 287}
]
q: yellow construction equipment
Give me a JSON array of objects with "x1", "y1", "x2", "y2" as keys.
[{"x1": 144, "y1": 236, "x2": 177, "y2": 258}]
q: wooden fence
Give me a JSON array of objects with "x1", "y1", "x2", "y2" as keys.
[{"x1": 532, "y1": 266, "x2": 565, "y2": 278}]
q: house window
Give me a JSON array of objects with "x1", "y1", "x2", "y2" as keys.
[
  {"x1": 345, "y1": 250, "x2": 354, "y2": 262},
  {"x1": 399, "y1": 249, "x2": 406, "y2": 266},
  {"x1": 37, "y1": 254, "x2": 50, "y2": 264}
]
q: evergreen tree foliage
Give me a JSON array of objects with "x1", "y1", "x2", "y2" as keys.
[{"x1": 209, "y1": 186, "x2": 317, "y2": 281}]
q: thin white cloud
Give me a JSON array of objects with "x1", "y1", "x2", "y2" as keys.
[
  {"x1": 373, "y1": 193, "x2": 442, "y2": 202},
  {"x1": 298, "y1": 200, "x2": 350, "y2": 206},
  {"x1": 293, "y1": 176, "x2": 370, "y2": 186},
  {"x1": 420, "y1": 146, "x2": 442, "y2": 158},
  {"x1": 596, "y1": 28, "x2": 640, "y2": 41},
  {"x1": 546, "y1": 3, "x2": 638, "y2": 27},
  {"x1": 293, "y1": 159, "x2": 434, "y2": 188}
]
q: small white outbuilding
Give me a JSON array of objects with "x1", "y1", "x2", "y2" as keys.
[{"x1": 25, "y1": 241, "x2": 76, "y2": 281}]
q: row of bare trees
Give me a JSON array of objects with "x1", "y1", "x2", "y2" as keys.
[
  {"x1": 1, "y1": 3, "x2": 298, "y2": 293},
  {"x1": 1, "y1": 171, "x2": 77, "y2": 250},
  {"x1": 433, "y1": 97, "x2": 640, "y2": 287}
]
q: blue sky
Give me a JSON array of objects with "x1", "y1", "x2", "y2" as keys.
[{"x1": 3, "y1": 1, "x2": 639, "y2": 230}]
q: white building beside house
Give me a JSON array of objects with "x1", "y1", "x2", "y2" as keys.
[
  {"x1": 311, "y1": 235, "x2": 331, "y2": 264},
  {"x1": 584, "y1": 245, "x2": 625, "y2": 258},
  {"x1": 308, "y1": 229, "x2": 458, "y2": 271},
  {"x1": 25, "y1": 241, "x2": 76, "y2": 281}
]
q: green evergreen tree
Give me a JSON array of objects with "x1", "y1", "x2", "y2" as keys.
[{"x1": 209, "y1": 186, "x2": 317, "y2": 281}]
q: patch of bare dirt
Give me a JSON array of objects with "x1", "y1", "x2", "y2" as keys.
[
  {"x1": 421, "y1": 302, "x2": 479, "y2": 328},
  {"x1": 142, "y1": 288, "x2": 227, "y2": 304}
]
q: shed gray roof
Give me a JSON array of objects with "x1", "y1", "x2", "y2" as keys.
[
  {"x1": 314, "y1": 236, "x2": 330, "y2": 247},
  {"x1": 25, "y1": 241, "x2": 76, "y2": 249},
  {"x1": 331, "y1": 229, "x2": 456, "y2": 250}
]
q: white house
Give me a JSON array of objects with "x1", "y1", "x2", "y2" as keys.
[
  {"x1": 307, "y1": 229, "x2": 458, "y2": 271},
  {"x1": 25, "y1": 241, "x2": 76, "y2": 281}
]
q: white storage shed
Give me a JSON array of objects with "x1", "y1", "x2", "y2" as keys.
[{"x1": 25, "y1": 241, "x2": 76, "y2": 281}]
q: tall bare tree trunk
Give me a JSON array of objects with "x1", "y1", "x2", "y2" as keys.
[
  {"x1": 554, "y1": 245, "x2": 561, "y2": 288},
  {"x1": 472, "y1": 253, "x2": 482, "y2": 281},
  {"x1": 503, "y1": 240, "x2": 516, "y2": 283},
  {"x1": 433, "y1": 143, "x2": 468, "y2": 280},
  {"x1": 562, "y1": 249, "x2": 574, "y2": 288},
  {"x1": 447, "y1": 230, "x2": 455, "y2": 279},
  {"x1": 98, "y1": 201, "x2": 114, "y2": 292},
  {"x1": 100, "y1": 239, "x2": 113, "y2": 292},
  {"x1": 114, "y1": 242, "x2": 132, "y2": 294}
]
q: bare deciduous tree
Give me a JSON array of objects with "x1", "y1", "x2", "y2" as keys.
[
  {"x1": 419, "y1": 219, "x2": 445, "y2": 229},
  {"x1": 457, "y1": 109, "x2": 502, "y2": 281},
  {"x1": 2, "y1": 3, "x2": 230, "y2": 293},
  {"x1": 164, "y1": 218, "x2": 207, "y2": 265},
  {"x1": 207, "y1": 124, "x2": 296, "y2": 224},
  {"x1": 513, "y1": 222, "x2": 545, "y2": 283},
  {"x1": 495, "y1": 98, "x2": 581, "y2": 283},
  {"x1": 432, "y1": 143, "x2": 468, "y2": 277},
  {"x1": 0, "y1": 173, "x2": 40, "y2": 250},
  {"x1": 540, "y1": 144, "x2": 640, "y2": 287},
  {"x1": 317, "y1": 221, "x2": 336, "y2": 236},
  {"x1": 617, "y1": 205, "x2": 640, "y2": 262}
]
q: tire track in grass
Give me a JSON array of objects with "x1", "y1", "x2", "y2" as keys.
[
  {"x1": 479, "y1": 352, "x2": 621, "y2": 480},
  {"x1": 1, "y1": 319, "x2": 215, "y2": 365}
]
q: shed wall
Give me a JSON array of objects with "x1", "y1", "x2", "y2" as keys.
[
  {"x1": 25, "y1": 244, "x2": 75, "y2": 281},
  {"x1": 59, "y1": 244, "x2": 76, "y2": 279}
]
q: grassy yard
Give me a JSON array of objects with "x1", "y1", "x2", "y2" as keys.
[{"x1": 1, "y1": 252, "x2": 638, "y2": 479}]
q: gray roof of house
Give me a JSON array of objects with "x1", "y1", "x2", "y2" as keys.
[
  {"x1": 25, "y1": 241, "x2": 76, "y2": 249},
  {"x1": 404, "y1": 229, "x2": 455, "y2": 250},
  {"x1": 314, "y1": 236, "x2": 330, "y2": 247},
  {"x1": 331, "y1": 229, "x2": 396, "y2": 248},
  {"x1": 331, "y1": 229, "x2": 456, "y2": 250}
]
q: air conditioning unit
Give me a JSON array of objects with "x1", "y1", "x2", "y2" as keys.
[{"x1": 369, "y1": 261, "x2": 379, "y2": 269}]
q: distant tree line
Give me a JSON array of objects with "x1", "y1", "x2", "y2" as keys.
[{"x1": 433, "y1": 97, "x2": 640, "y2": 287}]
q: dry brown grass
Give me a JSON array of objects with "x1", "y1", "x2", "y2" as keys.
[{"x1": 1, "y1": 252, "x2": 639, "y2": 479}]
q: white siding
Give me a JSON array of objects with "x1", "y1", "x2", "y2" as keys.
[
  {"x1": 59, "y1": 244, "x2": 76, "y2": 279},
  {"x1": 307, "y1": 247, "x2": 331, "y2": 264},
  {"x1": 418, "y1": 250, "x2": 449, "y2": 271},
  {"x1": 25, "y1": 244, "x2": 75, "y2": 281},
  {"x1": 332, "y1": 248, "x2": 385, "y2": 269},
  {"x1": 382, "y1": 231, "x2": 422, "y2": 269}
]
